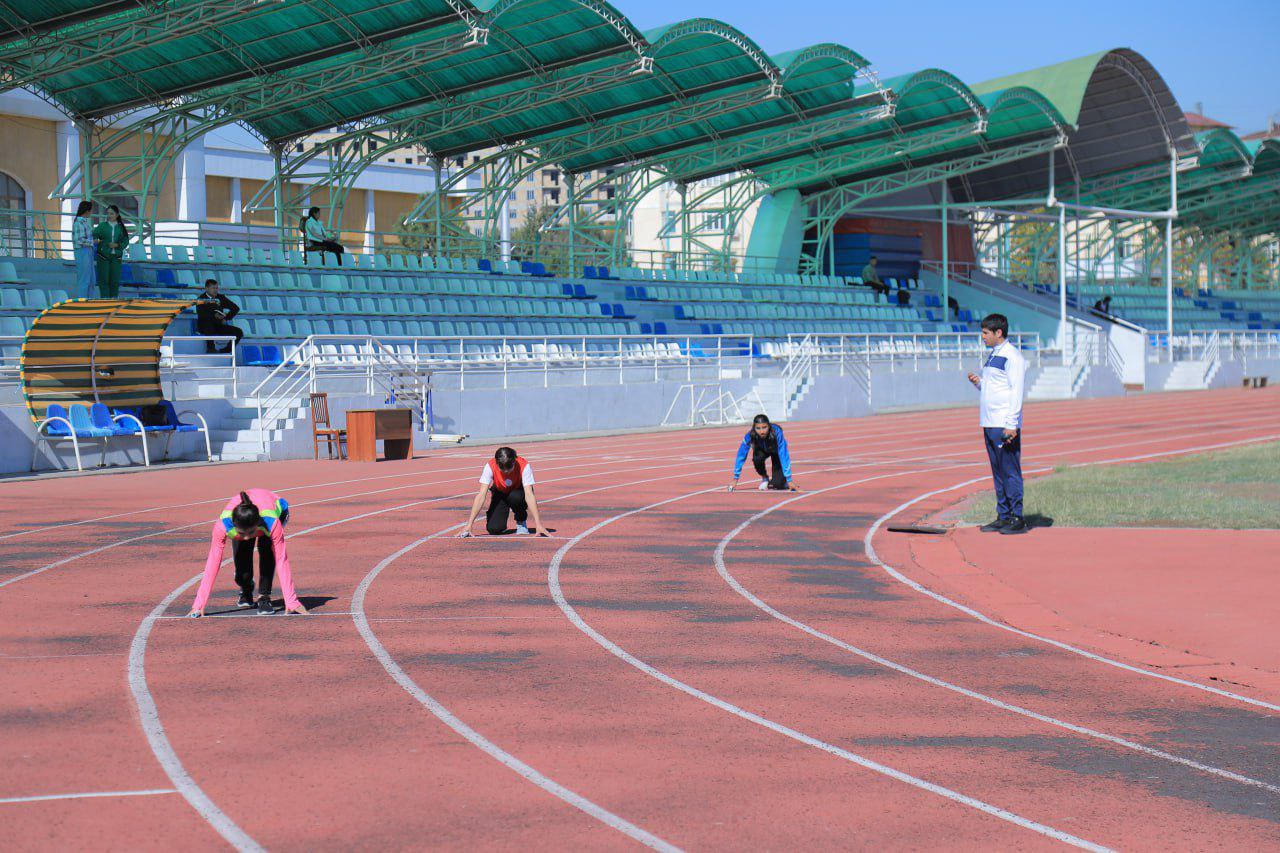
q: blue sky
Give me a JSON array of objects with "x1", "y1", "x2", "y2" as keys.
[{"x1": 620, "y1": 0, "x2": 1279, "y2": 133}]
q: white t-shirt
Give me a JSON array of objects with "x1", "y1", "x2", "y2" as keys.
[
  {"x1": 978, "y1": 339, "x2": 1026, "y2": 429},
  {"x1": 479, "y1": 463, "x2": 535, "y2": 487}
]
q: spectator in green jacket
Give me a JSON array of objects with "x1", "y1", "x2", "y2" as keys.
[{"x1": 93, "y1": 205, "x2": 128, "y2": 298}]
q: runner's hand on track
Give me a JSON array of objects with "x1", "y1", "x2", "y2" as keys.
[
  {"x1": 457, "y1": 529, "x2": 472, "y2": 538},
  {"x1": 535, "y1": 527, "x2": 551, "y2": 537},
  {"x1": 188, "y1": 609, "x2": 203, "y2": 618},
  {"x1": 727, "y1": 480, "x2": 738, "y2": 493},
  {"x1": 287, "y1": 604, "x2": 309, "y2": 615},
  {"x1": 787, "y1": 481, "x2": 799, "y2": 492}
]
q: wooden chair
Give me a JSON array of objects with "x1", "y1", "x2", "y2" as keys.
[{"x1": 309, "y1": 392, "x2": 347, "y2": 460}]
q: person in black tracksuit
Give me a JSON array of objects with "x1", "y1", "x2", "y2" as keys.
[
  {"x1": 195, "y1": 278, "x2": 244, "y2": 354},
  {"x1": 729, "y1": 414, "x2": 797, "y2": 492}
]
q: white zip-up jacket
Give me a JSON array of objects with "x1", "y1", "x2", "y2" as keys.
[{"x1": 977, "y1": 339, "x2": 1025, "y2": 429}]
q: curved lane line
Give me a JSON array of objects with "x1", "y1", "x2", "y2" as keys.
[
  {"x1": 865, "y1": 434, "x2": 1280, "y2": 714},
  {"x1": 546, "y1": 481, "x2": 1111, "y2": 852},
  {"x1": 713, "y1": 474, "x2": 1280, "y2": 794}
]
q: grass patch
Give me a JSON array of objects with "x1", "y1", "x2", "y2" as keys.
[{"x1": 959, "y1": 440, "x2": 1280, "y2": 529}]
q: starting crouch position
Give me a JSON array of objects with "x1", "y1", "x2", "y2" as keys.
[
  {"x1": 459, "y1": 447, "x2": 550, "y2": 537},
  {"x1": 190, "y1": 489, "x2": 307, "y2": 616},
  {"x1": 729, "y1": 414, "x2": 797, "y2": 492}
]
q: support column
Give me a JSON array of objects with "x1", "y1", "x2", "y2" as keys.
[
  {"x1": 229, "y1": 177, "x2": 242, "y2": 224},
  {"x1": 363, "y1": 188, "x2": 376, "y2": 254},
  {"x1": 270, "y1": 143, "x2": 285, "y2": 252},
  {"x1": 55, "y1": 121, "x2": 82, "y2": 259},
  {"x1": 175, "y1": 135, "x2": 206, "y2": 222},
  {"x1": 431, "y1": 156, "x2": 443, "y2": 257},
  {"x1": 1165, "y1": 152, "x2": 1177, "y2": 340},
  {"x1": 940, "y1": 188, "x2": 949, "y2": 325},
  {"x1": 677, "y1": 182, "x2": 689, "y2": 271},
  {"x1": 565, "y1": 171, "x2": 577, "y2": 276},
  {"x1": 1058, "y1": 204, "x2": 1068, "y2": 362}
]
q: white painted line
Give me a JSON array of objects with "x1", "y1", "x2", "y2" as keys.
[
  {"x1": 865, "y1": 434, "x2": 1280, "y2": 715},
  {"x1": 713, "y1": 473, "x2": 1280, "y2": 795},
  {"x1": 0, "y1": 789, "x2": 177, "y2": 805},
  {"x1": 546, "y1": 487, "x2": 1111, "y2": 852}
]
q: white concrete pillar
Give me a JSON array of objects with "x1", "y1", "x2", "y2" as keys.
[
  {"x1": 55, "y1": 120, "x2": 81, "y2": 259},
  {"x1": 363, "y1": 188, "x2": 376, "y2": 254},
  {"x1": 229, "y1": 177, "x2": 242, "y2": 224},
  {"x1": 175, "y1": 135, "x2": 207, "y2": 222}
]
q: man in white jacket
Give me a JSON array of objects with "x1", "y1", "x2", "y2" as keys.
[{"x1": 967, "y1": 313, "x2": 1028, "y2": 534}]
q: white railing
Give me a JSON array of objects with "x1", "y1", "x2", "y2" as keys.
[
  {"x1": 1, "y1": 334, "x2": 238, "y2": 394},
  {"x1": 781, "y1": 331, "x2": 1043, "y2": 372},
  {"x1": 661, "y1": 384, "x2": 763, "y2": 427},
  {"x1": 1147, "y1": 329, "x2": 1280, "y2": 364}
]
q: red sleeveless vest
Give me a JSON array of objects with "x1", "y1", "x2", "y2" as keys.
[{"x1": 487, "y1": 457, "x2": 528, "y2": 494}]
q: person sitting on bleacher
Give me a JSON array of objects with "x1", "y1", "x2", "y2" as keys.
[
  {"x1": 195, "y1": 278, "x2": 244, "y2": 354},
  {"x1": 861, "y1": 256, "x2": 890, "y2": 300},
  {"x1": 1093, "y1": 295, "x2": 1112, "y2": 316},
  {"x1": 302, "y1": 206, "x2": 345, "y2": 266},
  {"x1": 896, "y1": 285, "x2": 912, "y2": 307}
]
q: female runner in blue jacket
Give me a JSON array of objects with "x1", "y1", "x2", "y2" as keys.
[{"x1": 728, "y1": 414, "x2": 797, "y2": 491}]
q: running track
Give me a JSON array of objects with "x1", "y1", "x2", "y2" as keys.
[{"x1": 1, "y1": 387, "x2": 1277, "y2": 851}]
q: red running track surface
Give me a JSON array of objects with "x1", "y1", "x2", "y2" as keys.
[{"x1": 0, "y1": 387, "x2": 1278, "y2": 851}]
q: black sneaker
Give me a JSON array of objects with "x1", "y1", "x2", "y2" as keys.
[
  {"x1": 1000, "y1": 518, "x2": 1030, "y2": 535},
  {"x1": 256, "y1": 596, "x2": 275, "y2": 615},
  {"x1": 237, "y1": 592, "x2": 254, "y2": 609},
  {"x1": 979, "y1": 518, "x2": 1009, "y2": 533}
]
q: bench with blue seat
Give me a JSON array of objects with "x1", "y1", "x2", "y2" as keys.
[{"x1": 32, "y1": 402, "x2": 151, "y2": 471}]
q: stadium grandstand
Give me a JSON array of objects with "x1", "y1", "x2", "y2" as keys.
[{"x1": 1, "y1": 0, "x2": 1277, "y2": 473}]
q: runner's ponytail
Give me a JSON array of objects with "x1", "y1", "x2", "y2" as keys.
[{"x1": 231, "y1": 491, "x2": 262, "y2": 533}]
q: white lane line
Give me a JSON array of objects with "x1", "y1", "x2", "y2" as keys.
[
  {"x1": 713, "y1": 474, "x2": 1280, "y2": 795},
  {"x1": 353, "y1": 527, "x2": 680, "y2": 853},
  {"x1": 546, "y1": 483, "x2": 1111, "y2": 852},
  {"x1": 865, "y1": 434, "x2": 1280, "y2": 714},
  {"x1": 134, "y1": 464, "x2": 754, "y2": 852},
  {"x1": 2, "y1": 430, "x2": 874, "y2": 592},
  {"x1": 129, "y1": 576, "x2": 263, "y2": 852},
  {"x1": 0, "y1": 789, "x2": 177, "y2": 805},
  {"x1": 0, "y1": 412, "x2": 850, "y2": 543}
]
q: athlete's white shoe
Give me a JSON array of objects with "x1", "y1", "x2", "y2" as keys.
[
  {"x1": 515, "y1": 523, "x2": 531, "y2": 535},
  {"x1": 758, "y1": 479, "x2": 769, "y2": 491}
]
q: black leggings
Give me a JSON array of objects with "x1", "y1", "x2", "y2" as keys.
[
  {"x1": 233, "y1": 536, "x2": 275, "y2": 598},
  {"x1": 753, "y1": 452, "x2": 788, "y2": 489},
  {"x1": 202, "y1": 323, "x2": 244, "y2": 353},
  {"x1": 486, "y1": 487, "x2": 528, "y2": 534},
  {"x1": 306, "y1": 240, "x2": 345, "y2": 265}
]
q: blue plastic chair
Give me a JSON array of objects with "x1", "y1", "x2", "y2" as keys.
[
  {"x1": 161, "y1": 400, "x2": 200, "y2": 433},
  {"x1": 69, "y1": 404, "x2": 114, "y2": 437},
  {"x1": 90, "y1": 402, "x2": 133, "y2": 435},
  {"x1": 43, "y1": 403, "x2": 72, "y2": 436},
  {"x1": 240, "y1": 344, "x2": 263, "y2": 365}
]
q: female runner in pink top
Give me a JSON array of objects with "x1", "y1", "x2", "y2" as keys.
[{"x1": 189, "y1": 489, "x2": 307, "y2": 617}]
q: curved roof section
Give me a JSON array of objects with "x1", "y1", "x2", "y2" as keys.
[{"x1": 961, "y1": 49, "x2": 1197, "y2": 203}]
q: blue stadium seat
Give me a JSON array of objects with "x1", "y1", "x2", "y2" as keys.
[{"x1": 240, "y1": 344, "x2": 263, "y2": 365}]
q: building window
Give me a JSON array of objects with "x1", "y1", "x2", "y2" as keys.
[
  {"x1": 0, "y1": 171, "x2": 31, "y2": 256},
  {"x1": 526, "y1": 190, "x2": 535, "y2": 201},
  {"x1": 295, "y1": 143, "x2": 304, "y2": 153}
]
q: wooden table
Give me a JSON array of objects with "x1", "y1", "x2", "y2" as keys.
[{"x1": 345, "y1": 409, "x2": 412, "y2": 462}]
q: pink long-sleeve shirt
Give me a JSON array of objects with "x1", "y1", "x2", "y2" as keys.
[{"x1": 192, "y1": 488, "x2": 300, "y2": 612}]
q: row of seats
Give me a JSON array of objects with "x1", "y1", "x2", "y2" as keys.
[
  {"x1": 233, "y1": 293, "x2": 609, "y2": 320},
  {"x1": 126, "y1": 243, "x2": 511, "y2": 275},
  {"x1": 146, "y1": 267, "x2": 572, "y2": 300},
  {"x1": 694, "y1": 320, "x2": 932, "y2": 336},
  {"x1": 628, "y1": 284, "x2": 889, "y2": 307},
  {"x1": 1, "y1": 287, "x2": 71, "y2": 311},
  {"x1": 673, "y1": 302, "x2": 922, "y2": 322},
  {"x1": 234, "y1": 316, "x2": 642, "y2": 340},
  {"x1": 39, "y1": 401, "x2": 201, "y2": 437}
]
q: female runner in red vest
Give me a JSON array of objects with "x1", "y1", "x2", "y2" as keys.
[{"x1": 458, "y1": 447, "x2": 550, "y2": 537}]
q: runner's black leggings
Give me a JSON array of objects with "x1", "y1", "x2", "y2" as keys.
[
  {"x1": 486, "y1": 487, "x2": 528, "y2": 534},
  {"x1": 753, "y1": 452, "x2": 788, "y2": 489},
  {"x1": 233, "y1": 536, "x2": 275, "y2": 598}
]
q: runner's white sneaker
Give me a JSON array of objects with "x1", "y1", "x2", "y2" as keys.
[
  {"x1": 516, "y1": 523, "x2": 531, "y2": 535},
  {"x1": 758, "y1": 479, "x2": 769, "y2": 491}
]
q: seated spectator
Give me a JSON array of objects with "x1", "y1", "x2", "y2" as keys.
[
  {"x1": 861, "y1": 256, "x2": 889, "y2": 299},
  {"x1": 195, "y1": 278, "x2": 244, "y2": 354},
  {"x1": 948, "y1": 295, "x2": 960, "y2": 318},
  {"x1": 302, "y1": 207, "x2": 345, "y2": 266},
  {"x1": 896, "y1": 285, "x2": 911, "y2": 307},
  {"x1": 1093, "y1": 295, "x2": 1112, "y2": 315}
]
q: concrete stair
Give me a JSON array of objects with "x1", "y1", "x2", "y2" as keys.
[
  {"x1": 212, "y1": 397, "x2": 309, "y2": 461},
  {"x1": 1027, "y1": 365, "x2": 1074, "y2": 400},
  {"x1": 749, "y1": 375, "x2": 813, "y2": 420},
  {"x1": 1163, "y1": 360, "x2": 1215, "y2": 391}
]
